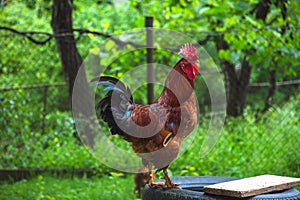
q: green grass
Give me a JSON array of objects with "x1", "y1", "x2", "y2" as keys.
[
  {"x1": 0, "y1": 174, "x2": 137, "y2": 200},
  {"x1": 0, "y1": 174, "x2": 299, "y2": 200}
]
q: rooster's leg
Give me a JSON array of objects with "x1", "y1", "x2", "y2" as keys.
[
  {"x1": 163, "y1": 167, "x2": 181, "y2": 189},
  {"x1": 148, "y1": 170, "x2": 165, "y2": 187}
]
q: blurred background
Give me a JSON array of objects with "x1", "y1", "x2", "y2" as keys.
[{"x1": 0, "y1": 0, "x2": 299, "y2": 199}]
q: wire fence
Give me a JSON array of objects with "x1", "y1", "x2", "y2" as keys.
[
  {"x1": 0, "y1": 81, "x2": 299, "y2": 178},
  {"x1": 0, "y1": 83, "x2": 67, "y2": 134},
  {"x1": 1, "y1": 80, "x2": 299, "y2": 134}
]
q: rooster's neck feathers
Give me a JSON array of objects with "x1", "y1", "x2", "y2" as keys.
[{"x1": 157, "y1": 58, "x2": 195, "y2": 107}]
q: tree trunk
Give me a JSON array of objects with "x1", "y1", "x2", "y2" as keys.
[
  {"x1": 216, "y1": 37, "x2": 251, "y2": 117},
  {"x1": 238, "y1": 56, "x2": 251, "y2": 113},
  {"x1": 217, "y1": 0, "x2": 273, "y2": 117},
  {"x1": 51, "y1": 0, "x2": 95, "y2": 148},
  {"x1": 51, "y1": 0, "x2": 83, "y2": 102},
  {"x1": 262, "y1": 70, "x2": 276, "y2": 113}
]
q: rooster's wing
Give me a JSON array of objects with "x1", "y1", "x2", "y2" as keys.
[{"x1": 94, "y1": 76, "x2": 168, "y2": 140}]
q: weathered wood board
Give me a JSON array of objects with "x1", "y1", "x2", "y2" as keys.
[{"x1": 203, "y1": 174, "x2": 300, "y2": 198}]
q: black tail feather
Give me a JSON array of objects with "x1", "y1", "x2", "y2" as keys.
[{"x1": 93, "y1": 76, "x2": 134, "y2": 136}]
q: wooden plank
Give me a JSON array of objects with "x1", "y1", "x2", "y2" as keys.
[{"x1": 203, "y1": 174, "x2": 300, "y2": 198}]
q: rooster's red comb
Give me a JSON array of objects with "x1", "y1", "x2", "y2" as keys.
[{"x1": 178, "y1": 43, "x2": 199, "y2": 63}]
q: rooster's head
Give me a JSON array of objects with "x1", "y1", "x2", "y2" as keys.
[{"x1": 178, "y1": 43, "x2": 199, "y2": 80}]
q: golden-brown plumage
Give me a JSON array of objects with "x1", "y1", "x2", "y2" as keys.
[{"x1": 94, "y1": 44, "x2": 199, "y2": 195}]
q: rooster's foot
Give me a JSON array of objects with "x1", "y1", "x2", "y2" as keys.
[
  {"x1": 149, "y1": 170, "x2": 165, "y2": 188},
  {"x1": 149, "y1": 181, "x2": 165, "y2": 188},
  {"x1": 163, "y1": 167, "x2": 181, "y2": 189},
  {"x1": 164, "y1": 180, "x2": 181, "y2": 189}
]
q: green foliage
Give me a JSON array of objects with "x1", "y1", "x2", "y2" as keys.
[
  {"x1": 0, "y1": 109, "x2": 101, "y2": 169},
  {"x1": 200, "y1": 0, "x2": 300, "y2": 83},
  {"x1": 0, "y1": 1, "x2": 61, "y2": 87},
  {"x1": 0, "y1": 2, "x2": 299, "y2": 196}
]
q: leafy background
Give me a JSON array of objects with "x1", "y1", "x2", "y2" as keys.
[{"x1": 0, "y1": 0, "x2": 299, "y2": 199}]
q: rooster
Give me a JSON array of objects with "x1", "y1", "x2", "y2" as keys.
[{"x1": 93, "y1": 44, "x2": 199, "y2": 195}]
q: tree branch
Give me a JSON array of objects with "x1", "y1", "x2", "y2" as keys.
[
  {"x1": 0, "y1": 26, "x2": 146, "y2": 48},
  {"x1": 73, "y1": 28, "x2": 145, "y2": 48},
  {"x1": 0, "y1": 26, "x2": 53, "y2": 45}
]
